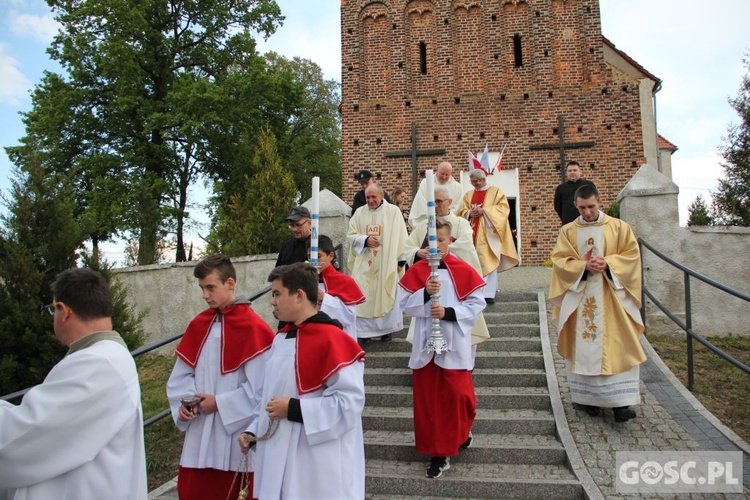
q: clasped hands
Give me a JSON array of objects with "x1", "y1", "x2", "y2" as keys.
[{"x1": 585, "y1": 255, "x2": 608, "y2": 274}]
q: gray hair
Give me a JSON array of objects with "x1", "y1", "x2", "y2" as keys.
[
  {"x1": 469, "y1": 169, "x2": 486, "y2": 180},
  {"x1": 434, "y1": 186, "x2": 450, "y2": 199}
]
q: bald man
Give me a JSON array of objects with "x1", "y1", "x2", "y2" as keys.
[{"x1": 408, "y1": 161, "x2": 464, "y2": 228}]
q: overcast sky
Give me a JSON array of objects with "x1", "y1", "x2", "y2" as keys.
[{"x1": 1, "y1": 0, "x2": 748, "y2": 263}]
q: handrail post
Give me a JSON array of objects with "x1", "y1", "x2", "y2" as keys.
[
  {"x1": 684, "y1": 271, "x2": 694, "y2": 391},
  {"x1": 639, "y1": 240, "x2": 646, "y2": 325}
]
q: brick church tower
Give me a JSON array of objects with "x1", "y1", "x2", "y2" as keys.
[{"x1": 340, "y1": 0, "x2": 664, "y2": 264}]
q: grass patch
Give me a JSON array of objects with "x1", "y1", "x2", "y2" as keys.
[
  {"x1": 647, "y1": 333, "x2": 750, "y2": 443},
  {"x1": 137, "y1": 354, "x2": 183, "y2": 491}
]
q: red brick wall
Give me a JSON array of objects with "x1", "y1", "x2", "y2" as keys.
[{"x1": 341, "y1": 0, "x2": 647, "y2": 264}]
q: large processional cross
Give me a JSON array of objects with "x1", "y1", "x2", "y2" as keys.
[
  {"x1": 529, "y1": 115, "x2": 595, "y2": 182},
  {"x1": 384, "y1": 122, "x2": 446, "y2": 196}
]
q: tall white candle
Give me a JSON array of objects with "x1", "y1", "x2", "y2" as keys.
[
  {"x1": 425, "y1": 170, "x2": 437, "y2": 255},
  {"x1": 310, "y1": 177, "x2": 320, "y2": 265}
]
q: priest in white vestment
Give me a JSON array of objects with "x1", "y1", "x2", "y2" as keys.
[
  {"x1": 401, "y1": 186, "x2": 490, "y2": 348},
  {"x1": 548, "y1": 184, "x2": 645, "y2": 423},
  {"x1": 0, "y1": 268, "x2": 147, "y2": 500},
  {"x1": 347, "y1": 184, "x2": 408, "y2": 341},
  {"x1": 408, "y1": 161, "x2": 464, "y2": 228}
]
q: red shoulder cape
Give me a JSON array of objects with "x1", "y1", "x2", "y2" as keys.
[
  {"x1": 175, "y1": 303, "x2": 274, "y2": 375},
  {"x1": 398, "y1": 253, "x2": 485, "y2": 301},
  {"x1": 282, "y1": 320, "x2": 365, "y2": 395},
  {"x1": 320, "y1": 265, "x2": 366, "y2": 306}
]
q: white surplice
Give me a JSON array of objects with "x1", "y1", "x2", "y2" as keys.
[
  {"x1": 0, "y1": 340, "x2": 147, "y2": 500},
  {"x1": 167, "y1": 322, "x2": 269, "y2": 472},
  {"x1": 400, "y1": 268, "x2": 485, "y2": 370},
  {"x1": 248, "y1": 334, "x2": 366, "y2": 500},
  {"x1": 318, "y1": 284, "x2": 358, "y2": 340}
]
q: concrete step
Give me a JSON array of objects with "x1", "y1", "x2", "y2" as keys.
[
  {"x1": 364, "y1": 351, "x2": 543, "y2": 369},
  {"x1": 364, "y1": 430, "x2": 566, "y2": 464},
  {"x1": 480, "y1": 323, "x2": 540, "y2": 337},
  {"x1": 362, "y1": 407, "x2": 555, "y2": 435},
  {"x1": 483, "y1": 311, "x2": 540, "y2": 324},
  {"x1": 365, "y1": 385, "x2": 551, "y2": 410},
  {"x1": 365, "y1": 460, "x2": 582, "y2": 499},
  {"x1": 362, "y1": 337, "x2": 542, "y2": 353},
  {"x1": 484, "y1": 301, "x2": 539, "y2": 313},
  {"x1": 496, "y1": 291, "x2": 540, "y2": 302},
  {"x1": 364, "y1": 368, "x2": 547, "y2": 388}
]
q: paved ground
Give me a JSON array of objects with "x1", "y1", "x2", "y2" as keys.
[{"x1": 149, "y1": 266, "x2": 750, "y2": 499}]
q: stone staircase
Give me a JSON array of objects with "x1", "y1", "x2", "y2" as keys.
[{"x1": 361, "y1": 292, "x2": 585, "y2": 499}]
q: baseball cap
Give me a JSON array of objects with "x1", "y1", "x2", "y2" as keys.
[
  {"x1": 356, "y1": 170, "x2": 373, "y2": 183},
  {"x1": 285, "y1": 206, "x2": 311, "y2": 222}
]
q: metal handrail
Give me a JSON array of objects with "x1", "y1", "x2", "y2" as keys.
[
  {"x1": 0, "y1": 284, "x2": 274, "y2": 426},
  {"x1": 1, "y1": 241, "x2": 345, "y2": 421},
  {"x1": 638, "y1": 238, "x2": 750, "y2": 390}
]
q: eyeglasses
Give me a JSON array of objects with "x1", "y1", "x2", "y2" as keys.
[
  {"x1": 42, "y1": 301, "x2": 72, "y2": 316},
  {"x1": 434, "y1": 199, "x2": 448, "y2": 204},
  {"x1": 288, "y1": 220, "x2": 309, "y2": 229}
]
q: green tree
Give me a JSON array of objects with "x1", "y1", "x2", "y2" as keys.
[
  {"x1": 712, "y1": 53, "x2": 750, "y2": 226},
  {"x1": 7, "y1": 0, "x2": 283, "y2": 265},
  {"x1": 0, "y1": 150, "x2": 145, "y2": 395},
  {"x1": 0, "y1": 153, "x2": 83, "y2": 394},
  {"x1": 207, "y1": 127, "x2": 297, "y2": 256},
  {"x1": 202, "y1": 53, "x2": 341, "y2": 211},
  {"x1": 266, "y1": 54, "x2": 342, "y2": 200},
  {"x1": 687, "y1": 195, "x2": 712, "y2": 226}
]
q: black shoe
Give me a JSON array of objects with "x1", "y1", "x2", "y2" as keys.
[
  {"x1": 578, "y1": 404, "x2": 600, "y2": 416},
  {"x1": 380, "y1": 333, "x2": 392, "y2": 342},
  {"x1": 459, "y1": 431, "x2": 473, "y2": 450},
  {"x1": 426, "y1": 456, "x2": 450, "y2": 478},
  {"x1": 613, "y1": 406, "x2": 636, "y2": 422},
  {"x1": 357, "y1": 338, "x2": 370, "y2": 346},
  {"x1": 485, "y1": 297, "x2": 495, "y2": 304}
]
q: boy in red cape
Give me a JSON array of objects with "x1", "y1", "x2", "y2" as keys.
[
  {"x1": 240, "y1": 262, "x2": 366, "y2": 499},
  {"x1": 399, "y1": 219, "x2": 486, "y2": 479},
  {"x1": 310, "y1": 234, "x2": 366, "y2": 339},
  {"x1": 167, "y1": 254, "x2": 274, "y2": 500}
]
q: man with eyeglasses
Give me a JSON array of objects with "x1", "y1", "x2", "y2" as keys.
[
  {"x1": 408, "y1": 161, "x2": 463, "y2": 228},
  {"x1": 276, "y1": 206, "x2": 313, "y2": 267},
  {"x1": 457, "y1": 168, "x2": 519, "y2": 304},
  {"x1": 0, "y1": 268, "x2": 147, "y2": 499}
]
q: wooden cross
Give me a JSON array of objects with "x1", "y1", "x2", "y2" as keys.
[
  {"x1": 384, "y1": 122, "x2": 446, "y2": 195},
  {"x1": 529, "y1": 115, "x2": 595, "y2": 182}
]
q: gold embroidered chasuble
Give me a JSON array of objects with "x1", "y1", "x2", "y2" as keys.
[
  {"x1": 457, "y1": 185, "x2": 519, "y2": 276},
  {"x1": 549, "y1": 213, "x2": 646, "y2": 376},
  {"x1": 346, "y1": 201, "x2": 408, "y2": 318}
]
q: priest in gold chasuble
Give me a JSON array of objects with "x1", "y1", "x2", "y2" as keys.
[
  {"x1": 548, "y1": 184, "x2": 645, "y2": 423},
  {"x1": 457, "y1": 169, "x2": 519, "y2": 303}
]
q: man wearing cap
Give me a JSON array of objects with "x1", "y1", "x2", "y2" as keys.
[
  {"x1": 276, "y1": 206, "x2": 312, "y2": 267},
  {"x1": 351, "y1": 170, "x2": 391, "y2": 215}
]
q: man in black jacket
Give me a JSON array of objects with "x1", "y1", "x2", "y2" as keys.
[
  {"x1": 554, "y1": 161, "x2": 596, "y2": 225},
  {"x1": 351, "y1": 170, "x2": 391, "y2": 215},
  {"x1": 276, "y1": 206, "x2": 312, "y2": 266}
]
